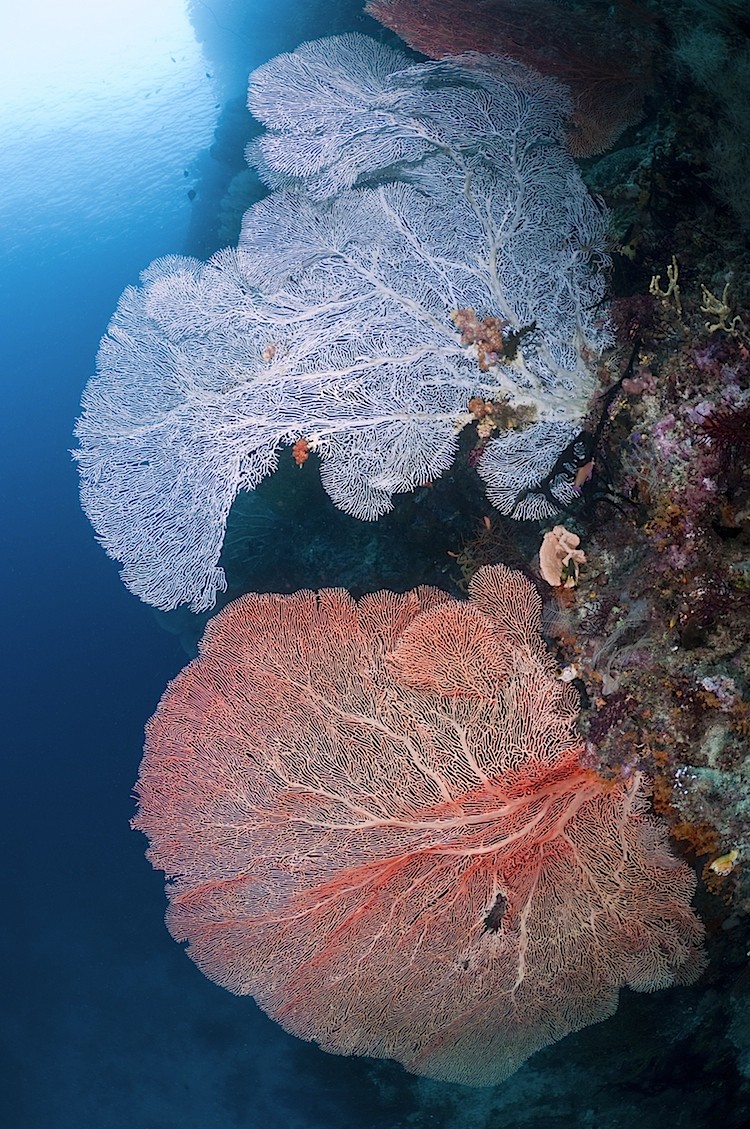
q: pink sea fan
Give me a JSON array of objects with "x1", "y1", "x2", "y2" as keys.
[{"x1": 133, "y1": 565, "x2": 705, "y2": 1085}]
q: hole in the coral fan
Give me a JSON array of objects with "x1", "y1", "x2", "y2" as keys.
[{"x1": 482, "y1": 892, "x2": 508, "y2": 934}]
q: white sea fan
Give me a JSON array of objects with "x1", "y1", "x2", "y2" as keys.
[
  {"x1": 477, "y1": 421, "x2": 584, "y2": 519},
  {"x1": 74, "y1": 34, "x2": 611, "y2": 612},
  {"x1": 249, "y1": 34, "x2": 573, "y2": 200}
]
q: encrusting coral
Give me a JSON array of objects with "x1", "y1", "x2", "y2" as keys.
[{"x1": 545, "y1": 270, "x2": 750, "y2": 920}]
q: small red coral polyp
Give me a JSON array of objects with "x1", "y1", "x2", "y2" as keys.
[
  {"x1": 291, "y1": 437, "x2": 310, "y2": 466},
  {"x1": 133, "y1": 566, "x2": 705, "y2": 1086}
]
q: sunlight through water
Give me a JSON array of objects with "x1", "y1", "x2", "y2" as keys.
[{"x1": 0, "y1": 0, "x2": 218, "y2": 258}]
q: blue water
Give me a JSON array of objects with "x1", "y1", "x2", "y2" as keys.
[
  {"x1": 0, "y1": 4, "x2": 423, "y2": 1126},
  {"x1": 2, "y1": 2, "x2": 748, "y2": 1127}
]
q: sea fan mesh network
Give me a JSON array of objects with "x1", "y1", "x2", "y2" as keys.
[
  {"x1": 75, "y1": 35, "x2": 611, "y2": 611},
  {"x1": 133, "y1": 565, "x2": 705, "y2": 1086}
]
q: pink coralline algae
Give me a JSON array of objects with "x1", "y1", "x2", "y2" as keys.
[{"x1": 133, "y1": 565, "x2": 705, "y2": 1086}]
